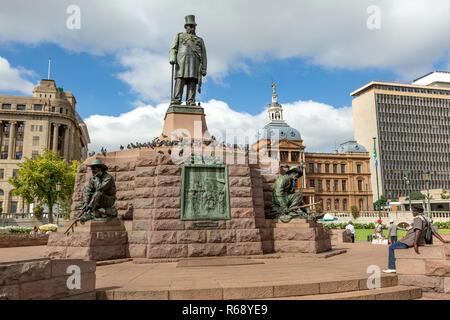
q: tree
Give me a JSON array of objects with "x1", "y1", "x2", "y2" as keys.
[
  {"x1": 351, "y1": 205, "x2": 359, "y2": 220},
  {"x1": 406, "y1": 191, "x2": 426, "y2": 200},
  {"x1": 315, "y1": 204, "x2": 323, "y2": 214},
  {"x1": 441, "y1": 190, "x2": 450, "y2": 200},
  {"x1": 373, "y1": 195, "x2": 388, "y2": 210},
  {"x1": 8, "y1": 150, "x2": 79, "y2": 223}
]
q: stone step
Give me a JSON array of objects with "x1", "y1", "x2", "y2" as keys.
[
  {"x1": 96, "y1": 274, "x2": 398, "y2": 300},
  {"x1": 395, "y1": 245, "x2": 449, "y2": 260},
  {"x1": 265, "y1": 285, "x2": 422, "y2": 300}
]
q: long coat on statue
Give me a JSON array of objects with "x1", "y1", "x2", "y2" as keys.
[{"x1": 170, "y1": 32, "x2": 207, "y2": 80}]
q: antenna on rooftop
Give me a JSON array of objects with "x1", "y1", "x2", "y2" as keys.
[{"x1": 48, "y1": 58, "x2": 51, "y2": 80}]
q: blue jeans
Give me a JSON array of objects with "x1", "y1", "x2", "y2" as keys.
[{"x1": 388, "y1": 241, "x2": 409, "y2": 269}]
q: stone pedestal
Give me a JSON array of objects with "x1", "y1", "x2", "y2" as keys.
[
  {"x1": 162, "y1": 105, "x2": 209, "y2": 140},
  {"x1": 45, "y1": 220, "x2": 128, "y2": 261},
  {"x1": 260, "y1": 219, "x2": 332, "y2": 254},
  {"x1": 396, "y1": 244, "x2": 450, "y2": 294}
]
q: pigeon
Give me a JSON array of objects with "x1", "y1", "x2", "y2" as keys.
[
  {"x1": 120, "y1": 145, "x2": 124, "y2": 150},
  {"x1": 158, "y1": 150, "x2": 164, "y2": 155},
  {"x1": 161, "y1": 133, "x2": 168, "y2": 138},
  {"x1": 168, "y1": 149, "x2": 172, "y2": 155}
]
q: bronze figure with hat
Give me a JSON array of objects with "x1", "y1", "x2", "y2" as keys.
[
  {"x1": 73, "y1": 159, "x2": 118, "y2": 222},
  {"x1": 268, "y1": 165, "x2": 324, "y2": 221}
]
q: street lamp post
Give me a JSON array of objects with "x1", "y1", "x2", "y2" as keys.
[
  {"x1": 56, "y1": 181, "x2": 62, "y2": 226},
  {"x1": 423, "y1": 170, "x2": 432, "y2": 221},
  {"x1": 404, "y1": 170, "x2": 412, "y2": 213}
]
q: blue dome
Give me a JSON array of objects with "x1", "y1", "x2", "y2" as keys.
[
  {"x1": 337, "y1": 140, "x2": 367, "y2": 153},
  {"x1": 260, "y1": 122, "x2": 302, "y2": 141}
]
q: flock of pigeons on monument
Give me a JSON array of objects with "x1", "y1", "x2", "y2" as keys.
[{"x1": 87, "y1": 133, "x2": 251, "y2": 158}]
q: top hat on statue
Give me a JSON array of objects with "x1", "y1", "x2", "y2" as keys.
[{"x1": 184, "y1": 15, "x2": 197, "y2": 27}]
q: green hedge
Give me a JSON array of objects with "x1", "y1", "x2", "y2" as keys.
[
  {"x1": 323, "y1": 221, "x2": 450, "y2": 229},
  {"x1": 7, "y1": 227, "x2": 33, "y2": 234},
  {"x1": 323, "y1": 222, "x2": 382, "y2": 230},
  {"x1": 434, "y1": 221, "x2": 450, "y2": 229}
]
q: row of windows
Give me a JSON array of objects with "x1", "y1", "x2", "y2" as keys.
[
  {"x1": 0, "y1": 169, "x2": 18, "y2": 179},
  {"x1": 308, "y1": 163, "x2": 349, "y2": 173},
  {"x1": 308, "y1": 163, "x2": 364, "y2": 174},
  {"x1": 380, "y1": 142, "x2": 449, "y2": 153},
  {"x1": 375, "y1": 85, "x2": 450, "y2": 96},
  {"x1": 1, "y1": 103, "x2": 72, "y2": 115},
  {"x1": 316, "y1": 198, "x2": 367, "y2": 211},
  {"x1": 309, "y1": 179, "x2": 368, "y2": 192}
]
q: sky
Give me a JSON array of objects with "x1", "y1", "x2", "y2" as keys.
[{"x1": 0, "y1": 0, "x2": 449, "y2": 153}]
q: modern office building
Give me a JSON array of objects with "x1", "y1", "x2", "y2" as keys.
[
  {"x1": 253, "y1": 84, "x2": 373, "y2": 211},
  {"x1": 0, "y1": 79, "x2": 90, "y2": 213},
  {"x1": 351, "y1": 71, "x2": 450, "y2": 199}
]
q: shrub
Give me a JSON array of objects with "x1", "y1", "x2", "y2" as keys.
[
  {"x1": 351, "y1": 205, "x2": 359, "y2": 220},
  {"x1": 33, "y1": 206, "x2": 44, "y2": 221},
  {"x1": 8, "y1": 227, "x2": 33, "y2": 234}
]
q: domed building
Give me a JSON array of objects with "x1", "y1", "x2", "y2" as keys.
[{"x1": 253, "y1": 82, "x2": 373, "y2": 213}]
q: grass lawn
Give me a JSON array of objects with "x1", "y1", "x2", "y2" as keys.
[{"x1": 355, "y1": 228, "x2": 450, "y2": 242}]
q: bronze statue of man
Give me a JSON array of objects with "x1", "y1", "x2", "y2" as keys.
[
  {"x1": 74, "y1": 159, "x2": 118, "y2": 221},
  {"x1": 268, "y1": 166, "x2": 324, "y2": 221},
  {"x1": 169, "y1": 15, "x2": 207, "y2": 106}
]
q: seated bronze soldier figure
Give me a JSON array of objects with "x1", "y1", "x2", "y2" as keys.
[
  {"x1": 75, "y1": 159, "x2": 118, "y2": 221},
  {"x1": 268, "y1": 166, "x2": 324, "y2": 221}
]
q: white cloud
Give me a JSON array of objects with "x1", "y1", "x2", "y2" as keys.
[
  {"x1": 0, "y1": 57, "x2": 36, "y2": 94},
  {"x1": 84, "y1": 99, "x2": 353, "y2": 153},
  {"x1": 2, "y1": 1, "x2": 450, "y2": 100}
]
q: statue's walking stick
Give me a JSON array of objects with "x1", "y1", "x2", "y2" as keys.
[{"x1": 170, "y1": 63, "x2": 174, "y2": 103}]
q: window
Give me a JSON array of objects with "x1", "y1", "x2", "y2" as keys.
[
  {"x1": 319, "y1": 199, "x2": 323, "y2": 210},
  {"x1": 16, "y1": 137, "x2": 23, "y2": 147},
  {"x1": 33, "y1": 104, "x2": 43, "y2": 111},
  {"x1": 1, "y1": 152, "x2": 7, "y2": 159},
  {"x1": 333, "y1": 163, "x2": 337, "y2": 173},
  {"x1": 357, "y1": 164, "x2": 361, "y2": 174},
  {"x1": 342, "y1": 180, "x2": 347, "y2": 191},
  {"x1": 358, "y1": 180, "x2": 363, "y2": 191},
  {"x1": 359, "y1": 199, "x2": 364, "y2": 211},
  {"x1": 341, "y1": 164, "x2": 345, "y2": 173},
  {"x1": 309, "y1": 179, "x2": 315, "y2": 188},
  {"x1": 318, "y1": 180, "x2": 323, "y2": 191},
  {"x1": 317, "y1": 163, "x2": 322, "y2": 173},
  {"x1": 51, "y1": 107, "x2": 55, "y2": 112},
  {"x1": 17, "y1": 105, "x2": 25, "y2": 110},
  {"x1": 18, "y1": 123, "x2": 24, "y2": 133},
  {"x1": 39, "y1": 125, "x2": 43, "y2": 132},
  {"x1": 32, "y1": 151, "x2": 39, "y2": 159},
  {"x1": 343, "y1": 199, "x2": 348, "y2": 211},
  {"x1": 334, "y1": 199, "x2": 339, "y2": 210},
  {"x1": 10, "y1": 201, "x2": 18, "y2": 213},
  {"x1": 0, "y1": 170, "x2": 4, "y2": 179},
  {"x1": 326, "y1": 199, "x2": 331, "y2": 210},
  {"x1": 308, "y1": 163, "x2": 314, "y2": 173},
  {"x1": 280, "y1": 151, "x2": 289, "y2": 162},
  {"x1": 13, "y1": 169, "x2": 18, "y2": 177},
  {"x1": 32, "y1": 136, "x2": 39, "y2": 146},
  {"x1": 2, "y1": 104, "x2": 11, "y2": 110},
  {"x1": 291, "y1": 152, "x2": 299, "y2": 162},
  {"x1": 334, "y1": 180, "x2": 338, "y2": 191},
  {"x1": 326, "y1": 180, "x2": 330, "y2": 191},
  {"x1": 31, "y1": 125, "x2": 34, "y2": 132},
  {"x1": 325, "y1": 163, "x2": 330, "y2": 173},
  {"x1": 60, "y1": 108, "x2": 63, "y2": 113},
  {"x1": 15, "y1": 152, "x2": 22, "y2": 160}
]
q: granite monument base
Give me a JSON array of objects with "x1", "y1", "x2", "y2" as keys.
[
  {"x1": 45, "y1": 220, "x2": 128, "y2": 261},
  {"x1": 260, "y1": 219, "x2": 332, "y2": 254}
]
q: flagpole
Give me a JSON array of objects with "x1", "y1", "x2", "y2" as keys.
[{"x1": 373, "y1": 137, "x2": 381, "y2": 220}]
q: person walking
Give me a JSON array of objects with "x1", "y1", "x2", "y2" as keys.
[
  {"x1": 383, "y1": 206, "x2": 450, "y2": 273},
  {"x1": 387, "y1": 219, "x2": 406, "y2": 244},
  {"x1": 345, "y1": 221, "x2": 355, "y2": 243}
]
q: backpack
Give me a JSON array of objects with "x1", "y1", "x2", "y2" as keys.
[{"x1": 418, "y1": 215, "x2": 433, "y2": 245}]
